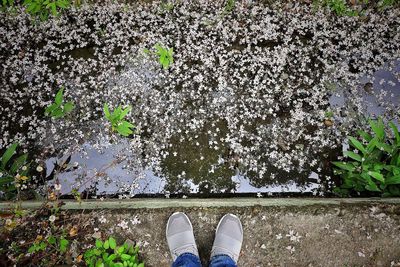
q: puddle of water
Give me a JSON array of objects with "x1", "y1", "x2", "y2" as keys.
[
  {"x1": 1, "y1": 2, "x2": 399, "y2": 199},
  {"x1": 41, "y1": 60, "x2": 400, "y2": 197}
]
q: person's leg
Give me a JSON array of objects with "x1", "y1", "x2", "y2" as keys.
[
  {"x1": 167, "y1": 212, "x2": 202, "y2": 267},
  {"x1": 209, "y1": 214, "x2": 243, "y2": 267},
  {"x1": 172, "y1": 253, "x2": 202, "y2": 267},
  {"x1": 209, "y1": 255, "x2": 236, "y2": 267}
]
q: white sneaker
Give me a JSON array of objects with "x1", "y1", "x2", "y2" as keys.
[
  {"x1": 210, "y1": 214, "x2": 243, "y2": 263},
  {"x1": 166, "y1": 212, "x2": 199, "y2": 261}
]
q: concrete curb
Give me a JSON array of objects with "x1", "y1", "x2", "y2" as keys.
[{"x1": 1, "y1": 198, "x2": 400, "y2": 210}]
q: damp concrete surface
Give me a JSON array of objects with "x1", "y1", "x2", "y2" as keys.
[{"x1": 68, "y1": 201, "x2": 400, "y2": 267}]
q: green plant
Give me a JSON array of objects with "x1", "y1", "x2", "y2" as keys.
[
  {"x1": 333, "y1": 118, "x2": 400, "y2": 197},
  {"x1": 378, "y1": 0, "x2": 399, "y2": 9},
  {"x1": 160, "y1": 1, "x2": 174, "y2": 12},
  {"x1": 223, "y1": 0, "x2": 236, "y2": 13},
  {"x1": 45, "y1": 87, "x2": 75, "y2": 119},
  {"x1": 28, "y1": 235, "x2": 69, "y2": 254},
  {"x1": 144, "y1": 44, "x2": 174, "y2": 69},
  {"x1": 1, "y1": 0, "x2": 14, "y2": 10},
  {"x1": 103, "y1": 103, "x2": 136, "y2": 137},
  {"x1": 313, "y1": 0, "x2": 358, "y2": 16},
  {"x1": 325, "y1": 111, "x2": 334, "y2": 119},
  {"x1": 0, "y1": 143, "x2": 29, "y2": 199},
  {"x1": 23, "y1": 0, "x2": 71, "y2": 21},
  {"x1": 84, "y1": 237, "x2": 144, "y2": 267}
]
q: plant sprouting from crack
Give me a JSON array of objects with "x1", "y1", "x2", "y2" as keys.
[
  {"x1": 1, "y1": 0, "x2": 15, "y2": 11},
  {"x1": 0, "y1": 142, "x2": 29, "y2": 199},
  {"x1": 378, "y1": 0, "x2": 399, "y2": 9},
  {"x1": 84, "y1": 237, "x2": 144, "y2": 267},
  {"x1": 144, "y1": 43, "x2": 174, "y2": 69},
  {"x1": 223, "y1": 0, "x2": 236, "y2": 14},
  {"x1": 313, "y1": 0, "x2": 358, "y2": 16},
  {"x1": 333, "y1": 118, "x2": 400, "y2": 197},
  {"x1": 103, "y1": 103, "x2": 136, "y2": 137},
  {"x1": 45, "y1": 87, "x2": 75, "y2": 119},
  {"x1": 160, "y1": 1, "x2": 174, "y2": 13},
  {"x1": 23, "y1": 0, "x2": 71, "y2": 21}
]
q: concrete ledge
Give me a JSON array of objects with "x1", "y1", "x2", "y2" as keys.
[{"x1": 1, "y1": 197, "x2": 400, "y2": 210}]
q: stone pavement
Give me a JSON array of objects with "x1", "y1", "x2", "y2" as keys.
[{"x1": 52, "y1": 198, "x2": 400, "y2": 267}]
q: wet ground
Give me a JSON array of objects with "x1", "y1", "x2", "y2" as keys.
[
  {"x1": 1, "y1": 0, "x2": 400, "y2": 198},
  {"x1": 39, "y1": 202, "x2": 400, "y2": 266}
]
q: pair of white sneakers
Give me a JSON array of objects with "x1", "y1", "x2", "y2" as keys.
[{"x1": 166, "y1": 212, "x2": 243, "y2": 263}]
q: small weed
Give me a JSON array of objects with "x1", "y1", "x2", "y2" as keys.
[
  {"x1": 333, "y1": 118, "x2": 400, "y2": 197},
  {"x1": 84, "y1": 237, "x2": 144, "y2": 267},
  {"x1": 325, "y1": 111, "x2": 334, "y2": 119},
  {"x1": 103, "y1": 103, "x2": 136, "y2": 137},
  {"x1": 23, "y1": 0, "x2": 71, "y2": 21},
  {"x1": 45, "y1": 87, "x2": 75, "y2": 119},
  {"x1": 0, "y1": 142, "x2": 29, "y2": 199},
  {"x1": 144, "y1": 43, "x2": 174, "y2": 69},
  {"x1": 1, "y1": 0, "x2": 14, "y2": 10},
  {"x1": 223, "y1": 0, "x2": 236, "y2": 14},
  {"x1": 28, "y1": 234, "x2": 69, "y2": 256},
  {"x1": 313, "y1": 0, "x2": 358, "y2": 16},
  {"x1": 378, "y1": 0, "x2": 399, "y2": 9},
  {"x1": 160, "y1": 1, "x2": 174, "y2": 13}
]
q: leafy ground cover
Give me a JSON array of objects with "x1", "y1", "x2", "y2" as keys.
[
  {"x1": 0, "y1": 199, "x2": 145, "y2": 266},
  {"x1": 0, "y1": 0, "x2": 399, "y2": 199}
]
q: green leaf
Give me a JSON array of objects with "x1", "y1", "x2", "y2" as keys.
[
  {"x1": 368, "y1": 171, "x2": 384, "y2": 183},
  {"x1": 389, "y1": 122, "x2": 400, "y2": 145},
  {"x1": 386, "y1": 175, "x2": 400, "y2": 185},
  {"x1": 56, "y1": 0, "x2": 68, "y2": 8},
  {"x1": 49, "y1": 2, "x2": 57, "y2": 16},
  {"x1": 96, "y1": 239, "x2": 103, "y2": 248},
  {"x1": 108, "y1": 254, "x2": 117, "y2": 261},
  {"x1": 102, "y1": 252, "x2": 109, "y2": 262},
  {"x1": 376, "y1": 142, "x2": 392, "y2": 153},
  {"x1": 137, "y1": 263, "x2": 144, "y2": 267},
  {"x1": 362, "y1": 173, "x2": 381, "y2": 192},
  {"x1": 55, "y1": 88, "x2": 64, "y2": 105},
  {"x1": 10, "y1": 154, "x2": 27, "y2": 174},
  {"x1": 48, "y1": 235, "x2": 56, "y2": 245},
  {"x1": 93, "y1": 248, "x2": 102, "y2": 256},
  {"x1": 348, "y1": 136, "x2": 367, "y2": 155},
  {"x1": 96, "y1": 259, "x2": 104, "y2": 267},
  {"x1": 369, "y1": 118, "x2": 385, "y2": 139},
  {"x1": 109, "y1": 237, "x2": 116, "y2": 250},
  {"x1": 28, "y1": 245, "x2": 36, "y2": 253},
  {"x1": 1, "y1": 142, "x2": 18, "y2": 169},
  {"x1": 343, "y1": 151, "x2": 362, "y2": 162},
  {"x1": 357, "y1": 130, "x2": 372, "y2": 142},
  {"x1": 121, "y1": 254, "x2": 131, "y2": 261},
  {"x1": 117, "y1": 245, "x2": 125, "y2": 254},
  {"x1": 104, "y1": 240, "x2": 109, "y2": 249},
  {"x1": 119, "y1": 106, "x2": 132, "y2": 119},
  {"x1": 39, "y1": 241, "x2": 47, "y2": 250},
  {"x1": 104, "y1": 103, "x2": 111, "y2": 120},
  {"x1": 64, "y1": 101, "x2": 75, "y2": 113},
  {"x1": 117, "y1": 127, "x2": 133, "y2": 137},
  {"x1": 51, "y1": 107, "x2": 64, "y2": 118},
  {"x1": 45, "y1": 103, "x2": 59, "y2": 115},
  {"x1": 332, "y1": 161, "x2": 356, "y2": 172},
  {"x1": 59, "y1": 238, "x2": 69, "y2": 253},
  {"x1": 366, "y1": 137, "x2": 379, "y2": 153},
  {"x1": 0, "y1": 176, "x2": 14, "y2": 186}
]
